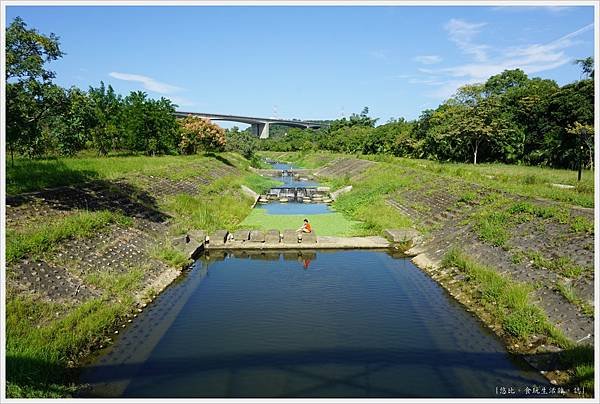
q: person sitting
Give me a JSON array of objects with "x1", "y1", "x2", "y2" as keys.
[{"x1": 297, "y1": 218, "x2": 312, "y2": 233}]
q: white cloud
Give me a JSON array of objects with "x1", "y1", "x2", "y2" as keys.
[
  {"x1": 414, "y1": 55, "x2": 442, "y2": 65},
  {"x1": 444, "y1": 18, "x2": 489, "y2": 62},
  {"x1": 491, "y1": 6, "x2": 573, "y2": 14},
  {"x1": 414, "y1": 23, "x2": 593, "y2": 100},
  {"x1": 109, "y1": 72, "x2": 183, "y2": 94},
  {"x1": 167, "y1": 95, "x2": 195, "y2": 107}
]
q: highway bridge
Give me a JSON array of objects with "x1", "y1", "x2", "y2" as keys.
[{"x1": 174, "y1": 111, "x2": 326, "y2": 139}]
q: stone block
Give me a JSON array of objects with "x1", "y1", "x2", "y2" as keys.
[
  {"x1": 171, "y1": 235, "x2": 190, "y2": 247},
  {"x1": 171, "y1": 234, "x2": 203, "y2": 261},
  {"x1": 187, "y1": 230, "x2": 206, "y2": 243},
  {"x1": 249, "y1": 230, "x2": 266, "y2": 242},
  {"x1": 330, "y1": 185, "x2": 353, "y2": 200},
  {"x1": 208, "y1": 230, "x2": 228, "y2": 246},
  {"x1": 383, "y1": 228, "x2": 421, "y2": 243},
  {"x1": 233, "y1": 229, "x2": 250, "y2": 242},
  {"x1": 316, "y1": 186, "x2": 331, "y2": 192},
  {"x1": 265, "y1": 229, "x2": 281, "y2": 244},
  {"x1": 282, "y1": 229, "x2": 299, "y2": 243},
  {"x1": 301, "y1": 232, "x2": 317, "y2": 244},
  {"x1": 240, "y1": 184, "x2": 260, "y2": 199}
]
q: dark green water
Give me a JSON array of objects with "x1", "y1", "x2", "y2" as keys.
[{"x1": 82, "y1": 250, "x2": 551, "y2": 398}]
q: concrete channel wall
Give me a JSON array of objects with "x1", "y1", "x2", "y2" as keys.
[{"x1": 170, "y1": 228, "x2": 425, "y2": 258}]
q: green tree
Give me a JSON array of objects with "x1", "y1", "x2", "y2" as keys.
[
  {"x1": 88, "y1": 82, "x2": 123, "y2": 155},
  {"x1": 575, "y1": 57, "x2": 594, "y2": 79},
  {"x1": 225, "y1": 126, "x2": 258, "y2": 159},
  {"x1": 51, "y1": 87, "x2": 95, "y2": 156},
  {"x1": 567, "y1": 122, "x2": 594, "y2": 175},
  {"x1": 121, "y1": 92, "x2": 179, "y2": 155},
  {"x1": 6, "y1": 17, "x2": 64, "y2": 163}
]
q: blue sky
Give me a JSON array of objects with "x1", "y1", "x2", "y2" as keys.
[{"x1": 5, "y1": 4, "x2": 596, "y2": 126}]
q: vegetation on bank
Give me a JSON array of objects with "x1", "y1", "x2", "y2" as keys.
[
  {"x1": 7, "y1": 16, "x2": 594, "y2": 178},
  {"x1": 240, "y1": 209, "x2": 363, "y2": 237},
  {"x1": 6, "y1": 273, "x2": 145, "y2": 397},
  {"x1": 261, "y1": 151, "x2": 594, "y2": 208},
  {"x1": 5, "y1": 152, "x2": 277, "y2": 398},
  {"x1": 6, "y1": 152, "x2": 256, "y2": 195},
  {"x1": 162, "y1": 178, "x2": 255, "y2": 236},
  {"x1": 6, "y1": 210, "x2": 132, "y2": 265},
  {"x1": 442, "y1": 248, "x2": 593, "y2": 394},
  {"x1": 5, "y1": 13, "x2": 595, "y2": 398}
]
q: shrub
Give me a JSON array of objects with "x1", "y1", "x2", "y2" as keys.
[{"x1": 178, "y1": 116, "x2": 226, "y2": 154}]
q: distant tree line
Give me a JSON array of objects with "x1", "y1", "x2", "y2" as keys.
[
  {"x1": 6, "y1": 17, "x2": 595, "y2": 171},
  {"x1": 6, "y1": 17, "x2": 226, "y2": 164},
  {"x1": 259, "y1": 67, "x2": 594, "y2": 170}
]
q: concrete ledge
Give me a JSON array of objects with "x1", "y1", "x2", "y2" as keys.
[
  {"x1": 249, "y1": 230, "x2": 266, "y2": 242},
  {"x1": 205, "y1": 235, "x2": 390, "y2": 250},
  {"x1": 384, "y1": 228, "x2": 421, "y2": 243},
  {"x1": 301, "y1": 232, "x2": 317, "y2": 243},
  {"x1": 265, "y1": 229, "x2": 281, "y2": 243},
  {"x1": 208, "y1": 230, "x2": 228, "y2": 246},
  {"x1": 282, "y1": 229, "x2": 299, "y2": 243},
  {"x1": 330, "y1": 185, "x2": 352, "y2": 201},
  {"x1": 233, "y1": 230, "x2": 250, "y2": 241}
]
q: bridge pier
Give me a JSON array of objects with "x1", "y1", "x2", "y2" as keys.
[{"x1": 251, "y1": 122, "x2": 270, "y2": 139}]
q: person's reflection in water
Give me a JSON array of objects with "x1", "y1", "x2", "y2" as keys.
[{"x1": 303, "y1": 258, "x2": 311, "y2": 270}]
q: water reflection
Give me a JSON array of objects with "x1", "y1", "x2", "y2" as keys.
[{"x1": 82, "y1": 250, "x2": 550, "y2": 398}]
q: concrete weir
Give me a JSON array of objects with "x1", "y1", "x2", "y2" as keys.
[
  {"x1": 204, "y1": 229, "x2": 391, "y2": 250},
  {"x1": 172, "y1": 228, "x2": 422, "y2": 257}
]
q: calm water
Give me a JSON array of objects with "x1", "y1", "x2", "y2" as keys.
[
  {"x1": 82, "y1": 250, "x2": 550, "y2": 398},
  {"x1": 270, "y1": 162, "x2": 319, "y2": 188},
  {"x1": 257, "y1": 201, "x2": 333, "y2": 215}
]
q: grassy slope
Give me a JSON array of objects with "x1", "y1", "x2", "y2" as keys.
[
  {"x1": 5, "y1": 152, "x2": 272, "y2": 397},
  {"x1": 443, "y1": 249, "x2": 593, "y2": 392},
  {"x1": 6, "y1": 152, "x2": 254, "y2": 195},
  {"x1": 240, "y1": 209, "x2": 363, "y2": 236},
  {"x1": 260, "y1": 151, "x2": 594, "y2": 208}
]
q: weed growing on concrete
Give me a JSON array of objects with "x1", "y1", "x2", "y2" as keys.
[
  {"x1": 6, "y1": 210, "x2": 132, "y2": 264},
  {"x1": 151, "y1": 244, "x2": 191, "y2": 269},
  {"x1": 555, "y1": 282, "x2": 594, "y2": 317},
  {"x1": 442, "y1": 248, "x2": 569, "y2": 345},
  {"x1": 570, "y1": 216, "x2": 594, "y2": 234},
  {"x1": 525, "y1": 251, "x2": 589, "y2": 278}
]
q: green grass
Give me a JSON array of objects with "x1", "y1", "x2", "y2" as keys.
[
  {"x1": 331, "y1": 165, "x2": 413, "y2": 234},
  {"x1": 162, "y1": 177, "x2": 254, "y2": 235},
  {"x1": 525, "y1": 251, "x2": 589, "y2": 278},
  {"x1": 6, "y1": 210, "x2": 132, "y2": 264},
  {"x1": 240, "y1": 209, "x2": 363, "y2": 236},
  {"x1": 242, "y1": 173, "x2": 283, "y2": 194},
  {"x1": 559, "y1": 345, "x2": 595, "y2": 393},
  {"x1": 6, "y1": 152, "x2": 250, "y2": 194},
  {"x1": 472, "y1": 209, "x2": 511, "y2": 248},
  {"x1": 6, "y1": 295, "x2": 134, "y2": 397},
  {"x1": 383, "y1": 157, "x2": 594, "y2": 208},
  {"x1": 258, "y1": 150, "x2": 343, "y2": 169},
  {"x1": 151, "y1": 243, "x2": 191, "y2": 268},
  {"x1": 442, "y1": 248, "x2": 570, "y2": 346},
  {"x1": 260, "y1": 151, "x2": 594, "y2": 207},
  {"x1": 84, "y1": 266, "x2": 146, "y2": 296},
  {"x1": 7, "y1": 262, "x2": 148, "y2": 397},
  {"x1": 570, "y1": 216, "x2": 594, "y2": 234},
  {"x1": 555, "y1": 282, "x2": 594, "y2": 317},
  {"x1": 471, "y1": 198, "x2": 587, "y2": 249}
]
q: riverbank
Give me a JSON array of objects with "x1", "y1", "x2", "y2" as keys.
[
  {"x1": 4, "y1": 151, "x2": 594, "y2": 397},
  {"x1": 5, "y1": 152, "x2": 278, "y2": 397},
  {"x1": 260, "y1": 151, "x2": 594, "y2": 395}
]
